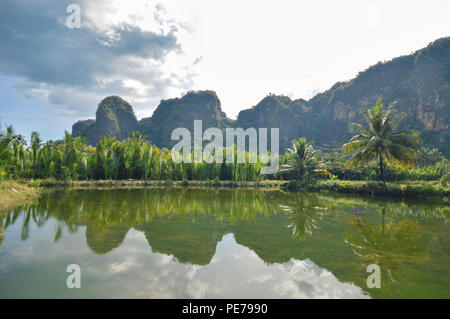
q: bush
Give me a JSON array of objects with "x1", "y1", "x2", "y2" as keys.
[
  {"x1": 323, "y1": 157, "x2": 447, "y2": 182},
  {"x1": 306, "y1": 180, "x2": 449, "y2": 199},
  {"x1": 441, "y1": 174, "x2": 449, "y2": 187}
]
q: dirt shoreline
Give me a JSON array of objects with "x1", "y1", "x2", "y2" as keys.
[{"x1": 0, "y1": 181, "x2": 41, "y2": 212}]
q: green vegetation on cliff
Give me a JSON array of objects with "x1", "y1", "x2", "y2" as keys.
[
  {"x1": 71, "y1": 38, "x2": 450, "y2": 156},
  {"x1": 238, "y1": 37, "x2": 449, "y2": 154},
  {"x1": 305, "y1": 37, "x2": 449, "y2": 155}
]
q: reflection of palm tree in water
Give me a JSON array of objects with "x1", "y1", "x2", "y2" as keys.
[
  {"x1": 280, "y1": 195, "x2": 330, "y2": 240},
  {"x1": 344, "y1": 207, "x2": 426, "y2": 288}
]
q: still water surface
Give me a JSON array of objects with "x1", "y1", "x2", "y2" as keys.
[{"x1": 0, "y1": 188, "x2": 448, "y2": 298}]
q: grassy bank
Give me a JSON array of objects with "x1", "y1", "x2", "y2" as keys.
[
  {"x1": 301, "y1": 180, "x2": 449, "y2": 200},
  {"x1": 27, "y1": 179, "x2": 284, "y2": 189},
  {"x1": 0, "y1": 180, "x2": 41, "y2": 212}
]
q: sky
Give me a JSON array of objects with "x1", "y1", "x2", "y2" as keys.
[{"x1": 0, "y1": 0, "x2": 449, "y2": 141}]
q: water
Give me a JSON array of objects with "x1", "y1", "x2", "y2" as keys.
[{"x1": 0, "y1": 188, "x2": 448, "y2": 298}]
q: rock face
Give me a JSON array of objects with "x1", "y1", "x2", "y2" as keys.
[
  {"x1": 72, "y1": 37, "x2": 450, "y2": 156},
  {"x1": 235, "y1": 94, "x2": 310, "y2": 150},
  {"x1": 139, "y1": 90, "x2": 229, "y2": 147},
  {"x1": 72, "y1": 119, "x2": 95, "y2": 138},
  {"x1": 72, "y1": 96, "x2": 139, "y2": 145}
]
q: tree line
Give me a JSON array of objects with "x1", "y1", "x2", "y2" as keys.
[{"x1": 0, "y1": 100, "x2": 448, "y2": 183}]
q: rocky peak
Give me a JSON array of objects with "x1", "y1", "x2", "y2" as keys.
[
  {"x1": 72, "y1": 96, "x2": 138, "y2": 145},
  {"x1": 139, "y1": 90, "x2": 228, "y2": 147}
]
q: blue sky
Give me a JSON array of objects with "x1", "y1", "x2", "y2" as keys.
[
  {"x1": 0, "y1": 76, "x2": 75, "y2": 139},
  {"x1": 0, "y1": 0, "x2": 449, "y2": 141}
]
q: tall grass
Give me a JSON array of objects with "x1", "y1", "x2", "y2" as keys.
[{"x1": 0, "y1": 129, "x2": 268, "y2": 181}]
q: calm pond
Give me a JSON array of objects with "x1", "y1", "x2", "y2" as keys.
[{"x1": 0, "y1": 188, "x2": 449, "y2": 298}]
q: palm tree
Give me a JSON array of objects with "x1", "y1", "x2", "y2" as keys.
[
  {"x1": 0, "y1": 125, "x2": 25, "y2": 177},
  {"x1": 343, "y1": 99, "x2": 422, "y2": 183},
  {"x1": 280, "y1": 137, "x2": 331, "y2": 185},
  {"x1": 0, "y1": 125, "x2": 15, "y2": 174}
]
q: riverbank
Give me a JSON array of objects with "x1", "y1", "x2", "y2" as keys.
[
  {"x1": 28, "y1": 179, "x2": 284, "y2": 189},
  {"x1": 0, "y1": 180, "x2": 41, "y2": 212}
]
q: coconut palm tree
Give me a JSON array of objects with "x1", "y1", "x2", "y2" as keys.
[
  {"x1": 280, "y1": 137, "x2": 331, "y2": 185},
  {"x1": 343, "y1": 99, "x2": 422, "y2": 183},
  {"x1": 0, "y1": 125, "x2": 25, "y2": 177}
]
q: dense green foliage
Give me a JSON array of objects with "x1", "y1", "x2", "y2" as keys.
[
  {"x1": 308, "y1": 180, "x2": 449, "y2": 198},
  {"x1": 323, "y1": 152, "x2": 447, "y2": 181},
  {"x1": 0, "y1": 123, "x2": 447, "y2": 184},
  {"x1": 0, "y1": 127, "x2": 270, "y2": 182}
]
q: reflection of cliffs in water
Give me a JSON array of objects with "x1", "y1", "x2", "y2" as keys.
[
  {"x1": 136, "y1": 216, "x2": 227, "y2": 265},
  {"x1": 0, "y1": 188, "x2": 447, "y2": 298},
  {"x1": 1, "y1": 188, "x2": 285, "y2": 258},
  {"x1": 86, "y1": 223, "x2": 130, "y2": 255}
]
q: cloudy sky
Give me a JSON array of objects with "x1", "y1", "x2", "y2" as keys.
[{"x1": 0, "y1": 0, "x2": 449, "y2": 141}]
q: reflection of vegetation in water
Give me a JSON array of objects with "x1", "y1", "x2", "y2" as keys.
[
  {"x1": 0, "y1": 188, "x2": 448, "y2": 298},
  {"x1": 0, "y1": 188, "x2": 284, "y2": 257},
  {"x1": 280, "y1": 195, "x2": 331, "y2": 240},
  {"x1": 344, "y1": 207, "x2": 428, "y2": 296}
]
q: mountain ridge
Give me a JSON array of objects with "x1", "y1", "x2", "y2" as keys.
[{"x1": 72, "y1": 37, "x2": 450, "y2": 156}]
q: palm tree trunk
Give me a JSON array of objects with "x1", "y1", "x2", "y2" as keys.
[{"x1": 378, "y1": 153, "x2": 385, "y2": 183}]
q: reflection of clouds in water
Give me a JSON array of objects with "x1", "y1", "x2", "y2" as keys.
[
  {"x1": 1, "y1": 223, "x2": 368, "y2": 298},
  {"x1": 0, "y1": 219, "x2": 89, "y2": 263},
  {"x1": 109, "y1": 257, "x2": 136, "y2": 274},
  {"x1": 209, "y1": 256, "x2": 219, "y2": 264},
  {"x1": 103, "y1": 232, "x2": 368, "y2": 298},
  {"x1": 248, "y1": 273, "x2": 273, "y2": 284},
  {"x1": 274, "y1": 260, "x2": 367, "y2": 298}
]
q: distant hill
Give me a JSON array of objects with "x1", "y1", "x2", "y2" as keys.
[
  {"x1": 72, "y1": 96, "x2": 138, "y2": 145},
  {"x1": 72, "y1": 37, "x2": 450, "y2": 156}
]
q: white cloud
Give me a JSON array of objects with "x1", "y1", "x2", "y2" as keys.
[
  {"x1": 1, "y1": 0, "x2": 449, "y2": 137},
  {"x1": 170, "y1": 0, "x2": 450, "y2": 118}
]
